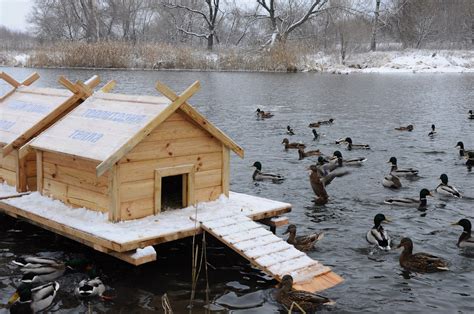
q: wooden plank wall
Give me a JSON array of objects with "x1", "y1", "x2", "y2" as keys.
[
  {"x1": 24, "y1": 150, "x2": 37, "y2": 191},
  {"x1": 118, "y1": 110, "x2": 224, "y2": 220},
  {"x1": 41, "y1": 151, "x2": 109, "y2": 212},
  {"x1": 0, "y1": 147, "x2": 17, "y2": 186}
]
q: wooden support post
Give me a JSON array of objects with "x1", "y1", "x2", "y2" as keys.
[
  {"x1": 222, "y1": 146, "x2": 230, "y2": 197},
  {"x1": 108, "y1": 164, "x2": 121, "y2": 222},
  {"x1": 36, "y1": 151, "x2": 43, "y2": 194},
  {"x1": 100, "y1": 80, "x2": 116, "y2": 93},
  {"x1": 154, "y1": 171, "x2": 162, "y2": 215},
  {"x1": 15, "y1": 150, "x2": 28, "y2": 192},
  {"x1": 21, "y1": 72, "x2": 40, "y2": 86}
]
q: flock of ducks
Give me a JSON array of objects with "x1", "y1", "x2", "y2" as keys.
[
  {"x1": 254, "y1": 108, "x2": 473, "y2": 311},
  {"x1": 7, "y1": 256, "x2": 107, "y2": 313}
]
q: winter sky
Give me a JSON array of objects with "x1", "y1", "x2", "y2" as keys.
[{"x1": 0, "y1": 0, "x2": 31, "y2": 31}]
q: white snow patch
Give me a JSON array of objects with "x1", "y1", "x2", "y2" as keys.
[
  {"x1": 130, "y1": 246, "x2": 156, "y2": 259},
  {"x1": 14, "y1": 54, "x2": 30, "y2": 66},
  {"x1": 0, "y1": 183, "x2": 18, "y2": 198},
  {"x1": 3, "y1": 191, "x2": 291, "y2": 245}
]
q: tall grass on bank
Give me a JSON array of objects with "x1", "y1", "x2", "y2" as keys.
[{"x1": 26, "y1": 41, "x2": 307, "y2": 72}]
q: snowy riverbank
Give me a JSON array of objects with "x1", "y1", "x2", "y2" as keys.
[{"x1": 1, "y1": 48, "x2": 473, "y2": 74}]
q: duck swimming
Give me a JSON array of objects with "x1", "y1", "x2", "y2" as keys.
[
  {"x1": 344, "y1": 137, "x2": 370, "y2": 150},
  {"x1": 282, "y1": 138, "x2": 306, "y2": 150},
  {"x1": 395, "y1": 124, "x2": 414, "y2": 131},
  {"x1": 451, "y1": 219, "x2": 474, "y2": 248},
  {"x1": 332, "y1": 150, "x2": 367, "y2": 167},
  {"x1": 283, "y1": 224, "x2": 324, "y2": 251},
  {"x1": 382, "y1": 172, "x2": 402, "y2": 189},
  {"x1": 435, "y1": 174, "x2": 461, "y2": 198},
  {"x1": 397, "y1": 238, "x2": 449, "y2": 273},
  {"x1": 75, "y1": 277, "x2": 106, "y2": 298},
  {"x1": 455, "y1": 141, "x2": 473, "y2": 157},
  {"x1": 384, "y1": 188, "x2": 432, "y2": 210},
  {"x1": 428, "y1": 124, "x2": 436, "y2": 136},
  {"x1": 8, "y1": 281, "x2": 60, "y2": 313},
  {"x1": 252, "y1": 161, "x2": 284, "y2": 182},
  {"x1": 468, "y1": 110, "x2": 474, "y2": 119},
  {"x1": 298, "y1": 147, "x2": 321, "y2": 160},
  {"x1": 366, "y1": 214, "x2": 391, "y2": 250},
  {"x1": 256, "y1": 108, "x2": 274, "y2": 119},
  {"x1": 312, "y1": 129, "x2": 319, "y2": 140},
  {"x1": 286, "y1": 125, "x2": 295, "y2": 135},
  {"x1": 275, "y1": 275, "x2": 333, "y2": 312},
  {"x1": 387, "y1": 157, "x2": 419, "y2": 176}
]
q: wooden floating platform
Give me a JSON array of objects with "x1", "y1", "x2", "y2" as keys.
[
  {"x1": 0, "y1": 191, "x2": 290, "y2": 266},
  {"x1": 193, "y1": 212, "x2": 343, "y2": 293}
]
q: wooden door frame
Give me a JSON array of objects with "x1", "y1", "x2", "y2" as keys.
[{"x1": 154, "y1": 164, "x2": 195, "y2": 214}]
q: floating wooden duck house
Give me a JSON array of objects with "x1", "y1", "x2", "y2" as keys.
[
  {"x1": 0, "y1": 71, "x2": 101, "y2": 194},
  {"x1": 0, "y1": 80, "x2": 343, "y2": 292}
]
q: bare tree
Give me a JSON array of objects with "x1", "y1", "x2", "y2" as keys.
[
  {"x1": 370, "y1": 0, "x2": 380, "y2": 51},
  {"x1": 256, "y1": 0, "x2": 329, "y2": 46},
  {"x1": 162, "y1": 0, "x2": 222, "y2": 50}
]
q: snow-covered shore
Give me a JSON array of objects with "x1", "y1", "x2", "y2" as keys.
[{"x1": 1, "y1": 49, "x2": 473, "y2": 74}]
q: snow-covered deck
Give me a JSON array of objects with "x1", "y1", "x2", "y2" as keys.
[{"x1": 0, "y1": 191, "x2": 291, "y2": 264}]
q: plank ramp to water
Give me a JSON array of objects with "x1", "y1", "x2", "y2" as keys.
[{"x1": 192, "y1": 212, "x2": 343, "y2": 292}]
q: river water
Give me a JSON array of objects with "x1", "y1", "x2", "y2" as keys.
[{"x1": 0, "y1": 67, "x2": 473, "y2": 313}]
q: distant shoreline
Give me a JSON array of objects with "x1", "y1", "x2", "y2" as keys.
[{"x1": 1, "y1": 46, "x2": 473, "y2": 74}]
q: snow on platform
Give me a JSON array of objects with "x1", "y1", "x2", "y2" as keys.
[
  {"x1": 0, "y1": 183, "x2": 20, "y2": 198},
  {"x1": 194, "y1": 213, "x2": 343, "y2": 292},
  {"x1": 0, "y1": 191, "x2": 291, "y2": 253}
]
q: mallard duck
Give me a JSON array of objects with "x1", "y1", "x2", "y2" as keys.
[
  {"x1": 366, "y1": 214, "x2": 391, "y2": 250},
  {"x1": 298, "y1": 147, "x2": 321, "y2": 160},
  {"x1": 282, "y1": 138, "x2": 306, "y2": 150},
  {"x1": 455, "y1": 141, "x2": 473, "y2": 157},
  {"x1": 428, "y1": 124, "x2": 436, "y2": 136},
  {"x1": 466, "y1": 152, "x2": 474, "y2": 168},
  {"x1": 318, "y1": 118, "x2": 334, "y2": 125},
  {"x1": 344, "y1": 137, "x2": 370, "y2": 150},
  {"x1": 13, "y1": 257, "x2": 91, "y2": 284},
  {"x1": 286, "y1": 125, "x2": 295, "y2": 135},
  {"x1": 275, "y1": 275, "x2": 333, "y2": 312},
  {"x1": 384, "y1": 188, "x2": 432, "y2": 210},
  {"x1": 335, "y1": 137, "x2": 346, "y2": 144},
  {"x1": 387, "y1": 157, "x2": 419, "y2": 176},
  {"x1": 256, "y1": 108, "x2": 273, "y2": 119},
  {"x1": 283, "y1": 224, "x2": 324, "y2": 251},
  {"x1": 309, "y1": 165, "x2": 349, "y2": 205},
  {"x1": 75, "y1": 277, "x2": 106, "y2": 298},
  {"x1": 332, "y1": 150, "x2": 366, "y2": 167},
  {"x1": 252, "y1": 161, "x2": 285, "y2": 183},
  {"x1": 468, "y1": 110, "x2": 474, "y2": 119},
  {"x1": 397, "y1": 238, "x2": 449, "y2": 272},
  {"x1": 8, "y1": 281, "x2": 60, "y2": 313},
  {"x1": 308, "y1": 122, "x2": 321, "y2": 128},
  {"x1": 395, "y1": 124, "x2": 414, "y2": 131},
  {"x1": 452, "y1": 219, "x2": 474, "y2": 248},
  {"x1": 312, "y1": 129, "x2": 319, "y2": 140},
  {"x1": 382, "y1": 173, "x2": 402, "y2": 189},
  {"x1": 435, "y1": 174, "x2": 461, "y2": 198}
]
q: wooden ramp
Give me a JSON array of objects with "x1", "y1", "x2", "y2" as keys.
[{"x1": 193, "y1": 212, "x2": 343, "y2": 293}]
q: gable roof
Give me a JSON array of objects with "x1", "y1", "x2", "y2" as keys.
[
  {"x1": 0, "y1": 73, "x2": 100, "y2": 157},
  {"x1": 29, "y1": 81, "x2": 244, "y2": 177}
]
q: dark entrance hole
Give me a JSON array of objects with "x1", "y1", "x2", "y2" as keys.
[{"x1": 161, "y1": 174, "x2": 183, "y2": 211}]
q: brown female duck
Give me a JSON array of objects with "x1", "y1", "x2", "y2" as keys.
[
  {"x1": 298, "y1": 147, "x2": 321, "y2": 160},
  {"x1": 256, "y1": 108, "x2": 274, "y2": 119},
  {"x1": 282, "y1": 138, "x2": 306, "y2": 150},
  {"x1": 283, "y1": 224, "x2": 323, "y2": 251},
  {"x1": 309, "y1": 164, "x2": 349, "y2": 205},
  {"x1": 395, "y1": 124, "x2": 414, "y2": 131},
  {"x1": 275, "y1": 275, "x2": 333, "y2": 312},
  {"x1": 397, "y1": 238, "x2": 449, "y2": 273}
]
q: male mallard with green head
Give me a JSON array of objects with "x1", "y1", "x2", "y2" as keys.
[
  {"x1": 451, "y1": 219, "x2": 474, "y2": 248},
  {"x1": 455, "y1": 141, "x2": 473, "y2": 157},
  {"x1": 344, "y1": 137, "x2": 370, "y2": 150},
  {"x1": 387, "y1": 157, "x2": 419, "y2": 176},
  {"x1": 283, "y1": 224, "x2": 324, "y2": 251},
  {"x1": 275, "y1": 275, "x2": 333, "y2": 312},
  {"x1": 8, "y1": 281, "x2": 60, "y2": 313},
  {"x1": 384, "y1": 188, "x2": 432, "y2": 210},
  {"x1": 435, "y1": 174, "x2": 461, "y2": 198},
  {"x1": 75, "y1": 277, "x2": 106, "y2": 299},
  {"x1": 282, "y1": 138, "x2": 306, "y2": 150},
  {"x1": 251, "y1": 161, "x2": 285, "y2": 183},
  {"x1": 287, "y1": 125, "x2": 295, "y2": 135},
  {"x1": 428, "y1": 124, "x2": 437, "y2": 136},
  {"x1": 397, "y1": 238, "x2": 449, "y2": 272},
  {"x1": 366, "y1": 214, "x2": 391, "y2": 250},
  {"x1": 469, "y1": 110, "x2": 474, "y2": 119}
]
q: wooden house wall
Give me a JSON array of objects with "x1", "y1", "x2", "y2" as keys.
[
  {"x1": 0, "y1": 146, "x2": 17, "y2": 186},
  {"x1": 40, "y1": 151, "x2": 109, "y2": 212},
  {"x1": 117, "y1": 110, "x2": 225, "y2": 220}
]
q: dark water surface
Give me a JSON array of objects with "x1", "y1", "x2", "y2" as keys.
[{"x1": 0, "y1": 67, "x2": 473, "y2": 313}]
